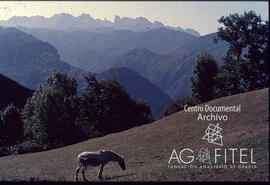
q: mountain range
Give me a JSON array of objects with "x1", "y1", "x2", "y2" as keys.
[
  {"x1": 0, "y1": 13, "x2": 200, "y2": 36},
  {"x1": 13, "y1": 26, "x2": 228, "y2": 99},
  {"x1": 109, "y1": 33, "x2": 228, "y2": 99},
  {"x1": 0, "y1": 12, "x2": 230, "y2": 115},
  {"x1": 1, "y1": 23, "x2": 229, "y2": 99},
  {"x1": 0, "y1": 27, "x2": 171, "y2": 116},
  {"x1": 17, "y1": 26, "x2": 196, "y2": 73}
]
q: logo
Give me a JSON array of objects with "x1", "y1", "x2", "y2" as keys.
[
  {"x1": 202, "y1": 123, "x2": 223, "y2": 146},
  {"x1": 196, "y1": 148, "x2": 211, "y2": 165},
  {"x1": 168, "y1": 121, "x2": 256, "y2": 169}
]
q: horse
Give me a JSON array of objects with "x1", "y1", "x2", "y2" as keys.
[{"x1": 74, "y1": 150, "x2": 126, "y2": 182}]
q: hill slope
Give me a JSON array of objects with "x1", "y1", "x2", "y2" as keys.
[
  {"x1": 0, "y1": 88, "x2": 268, "y2": 181},
  {"x1": 0, "y1": 74, "x2": 34, "y2": 110},
  {"x1": 0, "y1": 26, "x2": 88, "y2": 91}
]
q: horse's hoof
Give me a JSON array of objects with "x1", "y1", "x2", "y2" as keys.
[{"x1": 98, "y1": 176, "x2": 103, "y2": 181}]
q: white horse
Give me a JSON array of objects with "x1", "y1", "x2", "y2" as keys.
[{"x1": 74, "y1": 150, "x2": 126, "y2": 182}]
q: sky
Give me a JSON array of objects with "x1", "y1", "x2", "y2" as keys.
[{"x1": 0, "y1": 1, "x2": 268, "y2": 35}]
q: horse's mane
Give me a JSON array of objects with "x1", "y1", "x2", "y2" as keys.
[{"x1": 106, "y1": 150, "x2": 124, "y2": 161}]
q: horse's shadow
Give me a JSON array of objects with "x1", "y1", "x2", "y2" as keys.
[{"x1": 103, "y1": 173, "x2": 134, "y2": 181}]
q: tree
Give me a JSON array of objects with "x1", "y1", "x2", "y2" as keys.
[
  {"x1": 132, "y1": 99, "x2": 153, "y2": 126},
  {"x1": 0, "y1": 100, "x2": 3, "y2": 111},
  {"x1": 79, "y1": 73, "x2": 153, "y2": 135},
  {"x1": 216, "y1": 53, "x2": 246, "y2": 97},
  {"x1": 191, "y1": 53, "x2": 219, "y2": 104},
  {"x1": 216, "y1": 11, "x2": 269, "y2": 92},
  {"x1": 0, "y1": 110, "x2": 4, "y2": 147},
  {"x1": 161, "y1": 97, "x2": 195, "y2": 117},
  {"x1": 23, "y1": 71, "x2": 80, "y2": 148},
  {"x1": 78, "y1": 73, "x2": 102, "y2": 138},
  {"x1": 0, "y1": 104, "x2": 24, "y2": 146}
]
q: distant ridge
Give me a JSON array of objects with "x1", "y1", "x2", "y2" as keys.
[{"x1": 0, "y1": 13, "x2": 200, "y2": 36}]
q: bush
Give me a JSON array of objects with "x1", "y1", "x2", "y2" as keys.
[
  {"x1": 9, "y1": 141, "x2": 44, "y2": 154},
  {"x1": 0, "y1": 104, "x2": 24, "y2": 146},
  {"x1": 0, "y1": 146, "x2": 10, "y2": 157},
  {"x1": 161, "y1": 97, "x2": 195, "y2": 117}
]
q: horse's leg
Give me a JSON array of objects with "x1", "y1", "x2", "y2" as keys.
[
  {"x1": 74, "y1": 162, "x2": 82, "y2": 182},
  {"x1": 97, "y1": 164, "x2": 105, "y2": 180},
  {"x1": 82, "y1": 165, "x2": 89, "y2": 182}
]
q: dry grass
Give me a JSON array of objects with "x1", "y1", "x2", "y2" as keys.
[{"x1": 0, "y1": 88, "x2": 268, "y2": 182}]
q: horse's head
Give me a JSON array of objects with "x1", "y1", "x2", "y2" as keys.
[{"x1": 118, "y1": 158, "x2": 126, "y2": 171}]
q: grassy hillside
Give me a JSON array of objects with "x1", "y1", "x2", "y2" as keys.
[{"x1": 0, "y1": 88, "x2": 268, "y2": 182}]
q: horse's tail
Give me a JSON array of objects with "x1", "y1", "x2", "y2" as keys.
[
  {"x1": 77, "y1": 153, "x2": 88, "y2": 165},
  {"x1": 75, "y1": 154, "x2": 84, "y2": 182}
]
